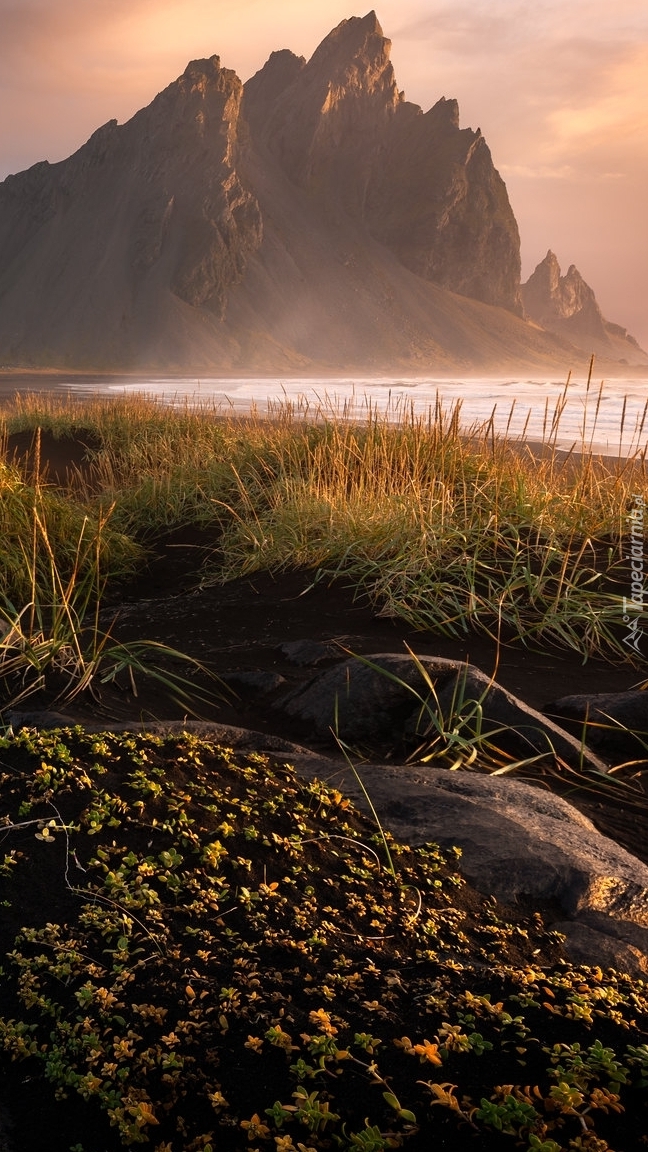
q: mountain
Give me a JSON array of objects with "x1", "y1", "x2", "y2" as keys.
[
  {"x1": 521, "y1": 251, "x2": 646, "y2": 365},
  {"x1": 242, "y1": 12, "x2": 522, "y2": 313},
  {"x1": 0, "y1": 12, "x2": 643, "y2": 372}
]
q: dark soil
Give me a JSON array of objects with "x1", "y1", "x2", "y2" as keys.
[
  {"x1": 3, "y1": 425, "x2": 102, "y2": 487},
  {"x1": 95, "y1": 537, "x2": 648, "y2": 864}
]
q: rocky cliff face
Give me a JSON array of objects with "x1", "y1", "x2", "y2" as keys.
[
  {"x1": 364, "y1": 95, "x2": 522, "y2": 311},
  {"x1": 0, "y1": 56, "x2": 263, "y2": 365},
  {"x1": 243, "y1": 12, "x2": 522, "y2": 313},
  {"x1": 0, "y1": 13, "x2": 640, "y2": 370},
  {"x1": 245, "y1": 13, "x2": 400, "y2": 193},
  {"x1": 522, "y1": 252, "x2": 645, "y2": 362}
]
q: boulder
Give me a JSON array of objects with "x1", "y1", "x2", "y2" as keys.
[
  {"x1": 278, "y1": 639, "x2": 346, "y2": 666},
  {"x1": 552, "y1": 914, "x2": 648, "y2": 976},
  {"x1": 545, "y1": 690, "x2": 648, "y2": 762},
  {"x1": 219, "y1": 670, "x2": 287, "y2": 695},
  {"x1": 278, "y1": 653, "x2": 608, "y2": 771}
]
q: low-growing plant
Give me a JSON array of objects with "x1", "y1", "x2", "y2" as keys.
[{"x1": 0, "y1": 729, "x2": 646, "y2": 1150}]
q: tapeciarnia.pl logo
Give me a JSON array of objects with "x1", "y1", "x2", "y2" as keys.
[{"x1": 623, "y1": 493, "x2": 645, "y2": 654}]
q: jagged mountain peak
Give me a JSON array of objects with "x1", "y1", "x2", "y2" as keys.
[
  {"x1": 149, "y1": 54, "x2": 243, "y2": 121},
  {"x1": 425, "y1": 96, "x2": 461, "y2": 129},
  {"x1": 242, "y1": 50, "x2": 306, "y2": 135},
  {"x1": 182, "y1": 55, "x2": 222, "y2": 79},
  {"x1": 522, "y1": 253, "x2": 646, "y2": 361},
  {"x1": 307, "y1": 10, "x2": 389, "y2": 68},
  {"x1": 303, "y1": 9, "x2": 397, "y2": 112},
  {"x1": 249, "y1": 47, "x2": 305, "y2": 81},
  {"x1": 150, "y1": 54, "x2": 242, "y2": 107},
  {"x1": 244, "y1": 11, "x2": 389, "y2": 116},
  {"x1": 245, "y1": 10, "x2": 400, "y2": 190},
  {"x1": 564, "y1": 263, "x2": 585, "y2": 284},
  {"x1": 532, "y1": 251, "x2": 594, "y2": 299},
  {"x1": 241, "y1": 14, "x2": 521, "y2": 312},
  {"x1": 523, "y1": 252, "x2": 601, "y2": 325}
]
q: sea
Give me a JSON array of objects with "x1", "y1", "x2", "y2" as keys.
[{"x1": 1, "y1": 371, "x2": 647, "y2": 457}]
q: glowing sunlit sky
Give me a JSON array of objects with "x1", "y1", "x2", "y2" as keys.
[{"x1": 1, "y1": 0, "x2": 647, "y2": 350}]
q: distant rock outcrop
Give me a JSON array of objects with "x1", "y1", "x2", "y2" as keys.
[
  {"x1": 0, "y1": 13, "x2": 641, "y2": 371},
  {"x1": 522, "y1": 251, "x2": 646, "y2": 363}
]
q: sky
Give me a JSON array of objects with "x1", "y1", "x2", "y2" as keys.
[{"x1": 1, "y1": 0, "x2": 647, "y2": 350}]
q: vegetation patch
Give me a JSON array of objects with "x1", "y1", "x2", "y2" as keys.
[
  {"x1": 0, "y1": 456, "x2": 140, "y2": 607},
  {"x1": 0, "y1": 729, "x2": 646, "y2": 1151},
  {"x1": 2, "y1": 391, "x2": 647, "y2": 665}
]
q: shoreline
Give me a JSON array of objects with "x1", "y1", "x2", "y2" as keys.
[
  {"x1": 2, "y1": 361, "x2": 648, "y2": 381},
  {"x1": 1, "y1": 371, "x2": 647, "y2": 462}
]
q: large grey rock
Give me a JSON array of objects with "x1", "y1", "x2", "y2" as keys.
[
  {"x1": 545, "y1": 691, "x2": 648, "y2": 762},
  {"x1": 552, "y1": 913, "x2": 648, "y2": 976},
  {"x1": 278, "y1": 653, "x2": 608, "y2": 772},
  {"x1": 283, "y1": 751, "x2": 648, "y2": 976},
  {"x1": 4, "y1": 708, "x2": 79, "y2": 730},
  {"x1": 219, "y1": 670, "x2": 287, "y2": 695},
  {"x1": 278, "y1": 639, "x2": 346, "y2": 667}
]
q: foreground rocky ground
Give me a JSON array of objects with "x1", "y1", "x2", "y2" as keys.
[
  {"x1": 2, "y1": 427, "x2": 648, "y2": 1149},
  {"x1": 7, "y1": 534, "x2": 648, "y2": 973},
  {"x1": 1, "y1": 726, "x2": 648, "y2": 1152}
]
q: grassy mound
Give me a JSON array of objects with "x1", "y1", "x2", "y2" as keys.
[
  {"x1": 3, "y1": 391, "x2": 646, "y2": 666},
  {"x1": 0, "y1": 728, "x2": 646, "y2": 1151}
]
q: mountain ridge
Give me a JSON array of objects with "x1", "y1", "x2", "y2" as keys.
[{"x1": 0, "y1": 12, "x2": 644, "y2": 372}]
